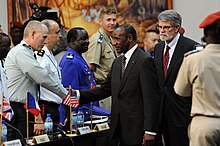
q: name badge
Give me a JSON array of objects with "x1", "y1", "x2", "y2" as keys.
[
  {"x1": 77, "y1": 126, "x2": 92, "y2": 135},
  {"x1": 2, "y1": 139, "x2": 22, "y2": 146},
  {"x1": 32, "y1": 134, "x2": 50, "y2": 144},
  {"x1": 94, "y1": 123, "x2": 110, "y2": 131}
]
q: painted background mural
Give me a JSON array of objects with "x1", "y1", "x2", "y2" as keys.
[{"x1": 8, "y1": 0, "x2": 172, "y2": 42}]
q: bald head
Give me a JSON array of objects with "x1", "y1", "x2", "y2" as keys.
[
  {"x1": 41, "y1": 19, "x2": 61, "y2": 51},
  {"x1": 23, "y1": 21, "x2": 47, "y2": 38},
  {"x1": 41, "y1": 19, "x2": 59, "y2": 33},
  {"x1": 23, "y1": 20, "x2": 48, "y2": 51},
  {"x1": 144, "y1": 30, "x2": 160, "y2": 53}
]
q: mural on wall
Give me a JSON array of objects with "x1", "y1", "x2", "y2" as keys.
[{"x1": 8, "y1": 0, "x2": 172, "y2": 42}]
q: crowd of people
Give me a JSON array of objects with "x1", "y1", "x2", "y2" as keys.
[{"x1": 1, "y1": 6, "x2": 220, "y2": 146}]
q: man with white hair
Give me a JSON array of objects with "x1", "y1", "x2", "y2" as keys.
[
  {"x1": 5, "y1": 20, "x2": 70, "y2": 139},
  {"x1": 36, "y1": 19, "x2": 63, "y2": 129},
  {"x1": 154, "y1": 10, "x2": 197, "y2": 146}
]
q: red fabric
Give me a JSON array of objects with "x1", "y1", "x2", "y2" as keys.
[
  {"x1": 63, "y1": 94, "x2": 79, "y2": 108},
  {"x1": 23, "y1": 92, "x2": 41, "y2": 116},
  {"x1": 199, "y1": 11, "x2": 220, "y2": 28},
  {"x1": 2, "y1": 97, "x2": 14, "y2": 121},
  {"x1": 163, "y1": 45, "x2": 170, "y2": 77}
]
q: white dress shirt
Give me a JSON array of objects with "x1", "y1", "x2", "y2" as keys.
[
  {"x1": 36, "y1": 46, "x2": 63, "y2": 104},
  {"x1": 164, "y1": 33, "x2": 180, "y2": 67}
]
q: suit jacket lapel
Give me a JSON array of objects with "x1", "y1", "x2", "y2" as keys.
[
  {"x1": 119, "y1": 48, "x2": 140, "y2": 91},
  {"x1": 166, "y1": 35, "x2": 185, "y2": 79},
  {"x1": 157, "y1": 43, "x2": 166, "y2": 81}
]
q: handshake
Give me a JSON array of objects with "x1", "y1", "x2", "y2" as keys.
[{"x1": 63, "y1": 88, "x2": 79, "y2": 108}]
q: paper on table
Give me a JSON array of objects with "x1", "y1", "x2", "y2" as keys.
[{"x1": 84, "y1": 115, "x2": 108, "y2": 124}]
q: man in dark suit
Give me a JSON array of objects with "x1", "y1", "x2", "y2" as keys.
[
  {"x1": 154, "y1": 10, "x2": 198, "y2": 146},
  {"x1": 78, "y1": 24, "x2": 161, "y2": 146}
]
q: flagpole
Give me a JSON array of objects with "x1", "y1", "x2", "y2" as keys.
[
  {"x1": 26, "y1": 91, "x2": 29, "y2": 145},
  {"x1": 0, "y1": 92, "x2": 4, "y2": 144},
  {"x1": 88, "y1": 75, "x2": 93, "y2": 130},
  {"x1": 69, "y1": 85, "x2": 73, "y2": 135},
  {"x1": 90, "y1": 102, "x2": 92, "y2": 130}
]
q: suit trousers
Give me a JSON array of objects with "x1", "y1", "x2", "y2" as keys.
[
  {"x1": 10, "y1": 102, "x2": 34, "y2": 140},
  {"x1": 162, "y1": 114, "x2": 189, "y2": 146},
  {"x1": 189, "y1": 116, "x2": 220, "y2": 146}
]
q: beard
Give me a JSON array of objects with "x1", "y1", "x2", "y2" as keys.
[{"x1": 160, "y1": 33, "x2": 174, "y2": 42}]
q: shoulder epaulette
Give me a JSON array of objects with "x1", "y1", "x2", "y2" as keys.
[
  {"x1": 22, "y1": 44, "x2": 32, "y2": 49},
  {"x1": 66, "y1": 53, "x2": 74, "y2": 59},
  {"x1": 37, "y1": 50, "x2": 45, "y2": 57},
  {"x1": 98, "y1": 34, "x2": 104, "y2": 43},
  {"x1": 194, "y1": 44, "x2": 204, "y2": 51},
  {"x1": 184, "y1": 49, "x2": 201, "y2": 57}
]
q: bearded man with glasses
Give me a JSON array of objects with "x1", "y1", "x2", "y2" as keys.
[{"x1": 154, "y1": 10, "x2": 198, "y2": 146}]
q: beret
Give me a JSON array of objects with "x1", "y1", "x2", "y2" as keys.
[
  {"x1": 10, "y1": 21, "x2": 23, "y2": 29},
  {"x1": 199, "y1": 11, "x2": 220, "y2": 28}
]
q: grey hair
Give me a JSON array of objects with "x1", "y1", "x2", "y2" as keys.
[
  {"x1": 41, "y1": 19, "x2": 56, "y2": 32},
  {"x1": 158, "y1": 10, "x2": 182, "y2": 26},
  {"x1": 23, "y1": 20, "x2": 42, "y2": 38}
]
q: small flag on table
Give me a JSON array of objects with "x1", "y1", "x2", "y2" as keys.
[
  {"x1": 2, "y1": 96, "x2": 14, "y2": 121},
  {"x1": 23, "y1": 92, "x2": 41, "y2": 116},
  {"x1": 63, "y1": 93, "x2": 79, "y2": 108}
]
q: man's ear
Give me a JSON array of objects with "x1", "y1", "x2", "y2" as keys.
[
  {"x1": 128, "y1": 34, "x2": 133, "y2": 42},
  {"x1": 31, "y1": 30, "x2": 36, "y2": 39},
  {"x1": 176, "y1": 25, "x2": 180, "y2": 33}
]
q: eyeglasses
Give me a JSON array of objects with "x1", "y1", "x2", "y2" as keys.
[{"x1": 157, "y1": 25, "x2": 174, "y2": 31}]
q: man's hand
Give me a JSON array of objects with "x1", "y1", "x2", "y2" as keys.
[
  {"x1": 34, "y1": 114, "x2": 44, "y2": 135},
  {"x1": 62, "y1": 118, "x2": 68, "y2": 127},
  {"x1": 142, "y1": 133, "x2": 155, "y2": 146},
  {"x1": 34, "y1": 123, "x2": 44, "y2": 135},
  {"x1": 89, "y1": 64, "x2": 96, "y2": 72}
]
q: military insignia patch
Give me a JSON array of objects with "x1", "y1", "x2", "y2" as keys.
[
  {"x1": 37, "y1": 50, "x2": 45, "y2": 57},
  {"x1": 98, "y1": 34, "x2": 104, "y2": 43},
  {"x1": 66, "y1": 54, "x2": 74, "y2": 59}
]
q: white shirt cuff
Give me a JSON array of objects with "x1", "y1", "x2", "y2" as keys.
[
  {"x1": 75, "y1": 90, "x2": 80, "y2": 100},
  {"x1": 145, "y1": 131, "x2": 156, "y2": 135}
]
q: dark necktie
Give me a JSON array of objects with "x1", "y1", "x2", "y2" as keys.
[
  {"x1": 121, "y1": 55, "x2": 126, "y2": 77},
  {"x1": 163, "y1": 45, "x2": 170, "y2": 77}
]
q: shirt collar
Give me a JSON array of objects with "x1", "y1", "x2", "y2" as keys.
[
  {"x1": 165, "y1": 33, "x2": 180, "y2": 48},
  {"x1": 42, "y1": 46, "x2": 51, "y2": 56},
  {"x1": 21, "y1": 40, "x2": 34, "y2": 52},
  {"x1": 124, "y1": 44, "x2": 138, "y2": 60}
]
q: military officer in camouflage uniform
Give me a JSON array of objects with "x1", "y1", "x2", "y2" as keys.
[{"x1": 85, "y1": 7, "x2": 117, "y2": 111}]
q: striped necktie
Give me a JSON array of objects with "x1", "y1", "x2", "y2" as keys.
[
  {"x1": 121, "y1": 55, "x2": 126, "y2": 77},
  {"x1": 163, "y1": 45, "x2": 170, "y2": 77}
]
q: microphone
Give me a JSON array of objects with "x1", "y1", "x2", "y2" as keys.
[{"x1": 4, "y1": 121, "x2": 24, "y2": 139}]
